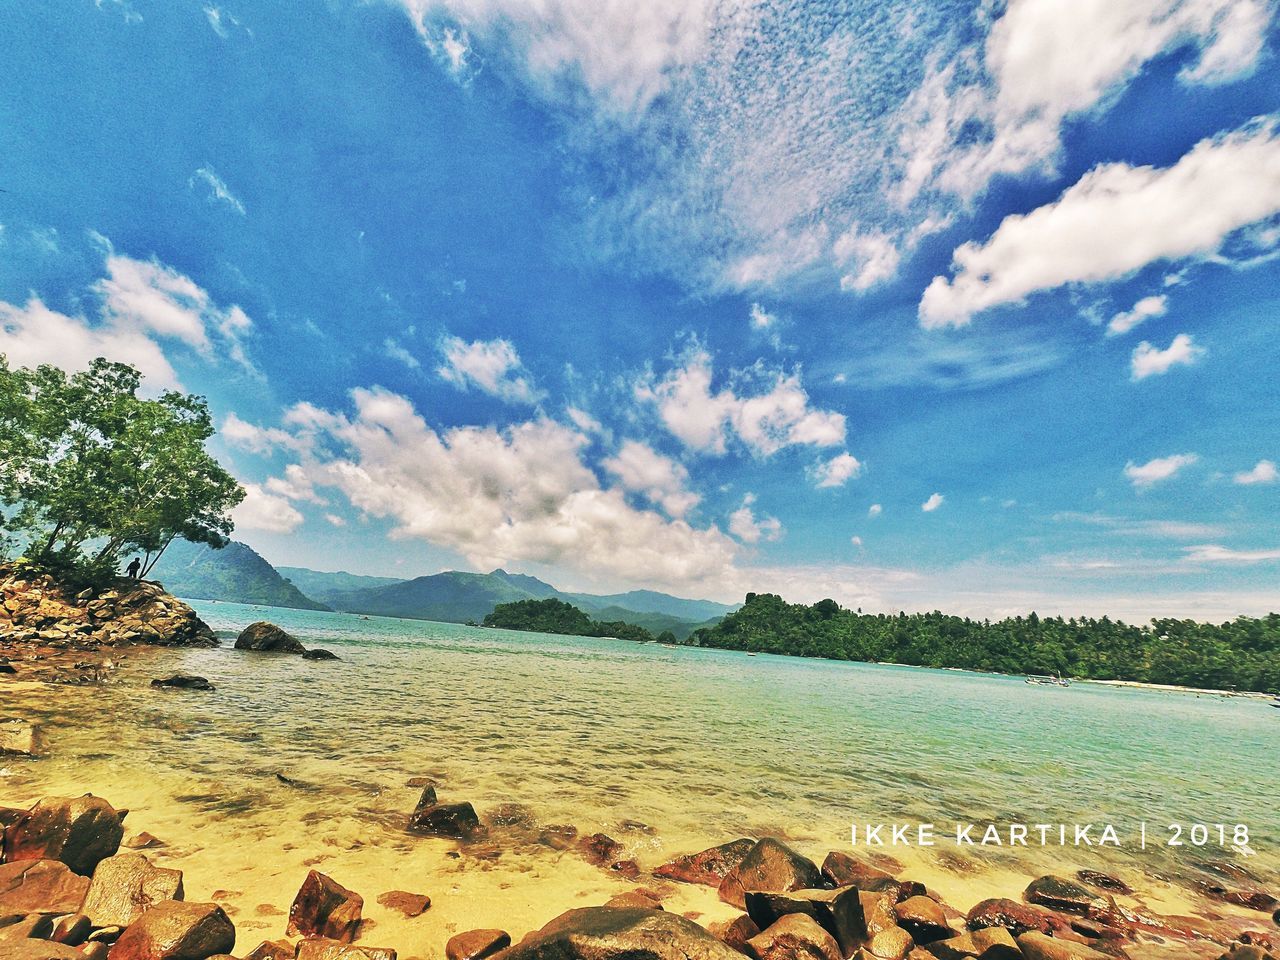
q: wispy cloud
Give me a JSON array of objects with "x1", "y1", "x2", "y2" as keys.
[
  {"x1": 921, "y1": 492, "x2": 944, "y2": 512},
  {"x1": 729, "y1": 493, "x2": 782, "y2": 544},
  {"x1": 1183, "y1": 544, "x2": 1280, "y2": 564},
  {"x1": 438, "y1": 335, "x2": 544, "y2": 404},
  {"x1": 189, "y1": 165, "x2": 246, "y2": 215},
  {"x1": 1107, "y1": 295, "x2": 1167, "y2": 337},
  {"x1": 1124, "y1": 453, "x2": 1199, "y2": 488},
  {"x1": 384, "y1": 337, "x2": 421, "y2": 369}
]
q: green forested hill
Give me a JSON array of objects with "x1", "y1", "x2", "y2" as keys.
[
  {"x1": 276, "y1": 566, "x2": 406, "y2": 609},
  {"x1": 150, "y1": 540, "x2": 329, "y2": 611},
  {"x1": 691, "y1": 593, "x2": 1280, "y2": 693},
  {"x1": 483, "y1": 598, "x2": 659, "y2": 643}
]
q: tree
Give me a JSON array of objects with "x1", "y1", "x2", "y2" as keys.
[{"x1": 0, "y1": 356, "x2": 245, "y2": 583}]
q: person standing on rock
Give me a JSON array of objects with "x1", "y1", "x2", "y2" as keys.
[{"x1": 125, "y1": 557, "x2": 142, "y2": 579}]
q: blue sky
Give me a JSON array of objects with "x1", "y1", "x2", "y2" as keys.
[{"x1": 2, "y1": 0, "x2": 1278, "y2": 619}]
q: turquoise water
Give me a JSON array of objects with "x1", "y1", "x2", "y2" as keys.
[{"x1": 7, "y1": 600, "x2": 1278, "y2": 896}]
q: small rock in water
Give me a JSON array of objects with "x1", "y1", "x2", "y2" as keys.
[
  {"x1": 413, "y1": 785, "x2": 438, "y2": 812},
  {"x1": 407, "y1": 801, "x2": 483, "y2": 840},
  {"x1": 122, "y1": 831, "x2": 165, "y2": 850},
  {"x1": 446, "y1": 928, "x2": 512, "y2": 960},
  {"x1": 235, "y1": 621, "x2": 306, "y2": 653},
  {"x1": 302, "y1": 648, "x2": 340, "y2": 660},
  {"x1": 1024, "y1": 875, "x2": 1113, "y2": 916},
  {"x1": 1075, "y1": 870, "x2": 1132, "y2": 895},
  {"x1": 0, "y1": 719, "x2": 40, "y2": 757},
  {"x1": 538, "y1": 824, "x2": 578, "y2": 851},
  {"x1": 967, "y1": 898, "x2": 1055, "y2": 936},
  {"x1": 377, "y1": 890, "x2": 431, "y2": 917},
  {"x1": 577, "y1": 832, "x2": 623, "y2": 865},
  {"x1": 287, "y1": 869, "x2": 364, "y2": 942},
  {"x1": 150, "y1": 673, "x2": 215, "y2": 691}
]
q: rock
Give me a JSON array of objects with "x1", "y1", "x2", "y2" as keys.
[
  {"x1": 709, "y1": 914, "x2": 762, "y2": 955},
  {"x1": 1024, "y1": 877, "x2": 1112, "y2": 916},
  {"x1": 81, "y1": 943, "x2": 112, "y2": 960},
  {"x1": 656, "y1": 839, "x2": 757, "y2": 886},
  {"x1": 377, "y1": 890, "x2": 431, "y2": 917},
  {"x1": 407, "y1": 801, "x2": 483, "y2": 839},
  {"x1": 243, "y1": 940, "x2": 296, "y2": 960},
  {"x1": 124, "y1": 832, "x2": 165, "y2": 850},
  {"x1": 0, "y1": 912, "x2": 55, "y2": 939},
  {"x1": 1217, "y1": 946, "x2": 1271, "y2": 960},
  {"x1": 746, "y1": 888, "x2": 867, "y2": 956},
  {"x1": 51, "y1": 912, "x2": 91, "y2": 945},
  {"x1": 1198, "y1": 883, "x2": 1279, "y2": 912},
  {"x1": 150, "y1": 674, "x2": 215, "y2": 691},
  {"x1": 108, "y1": 900, "x2": 235, "y2": 960},
  {"x1": 446, "y1": 928, "x2": 512, "y2": 960},
  {"x1": 0, "y1": 860, "x2": 91, "y2": 913},
  {"x1": 413, "y1": 786, "x2": 438, "y2": 813},
  {"x1": 539, "y1": 824, "x2": 578, "y2": 850},
  {"x1": 578, "y1": 833, "x2": 624, "y2": 865},
  {"x1": 0, "y1": 719, "x2": 40, "y2": 757},
  {"x1": 966, "y1": 899, "x2": 1054, "y2": 937},
  {"x1": 1074, "y1": 871, "x2": 1131, "y2": 895},
  {"x1": 81, "y1": 852, "x2": 184, "y2": 927},
  {"x1": 605, "y1": 891, "x2": 664, "y2": 910},
  {"x1": 861, "y1": 893, "x2": 901, "y2": 939},
  {"x1": 720, "y1": 839, "x2": 826, "y2": 909},
  {"x1": 3, "y1": 795, "x2": 124, "y2": 876},
  {"x1": 501, "y1": 906, "x2": 744, "y2": 960},
  {"x1": 295, "y1": 940, "x2": 398, "y2": 960},
  {"x1": 0, "y1": 941, "x2": 84, "y2": 959},
  {"x1": 287, "y1": 870, "x2": 364, "y2": 943},
  {"x1": 895, "y1": 897, "x2": 952, "y2": 944},
  {"x1": 821, "y1": 852, "x2": 894, "y2": 889},
  {"x1": 235, "y1": 621, "x2": 306, "y2": 653},
  {"x1": 969, "y1": 927, "x2": 1022, "y2": 960},
  {"x1": 865, "y1": 926, "x2": 915, "y2": 960},
  {"x1": 746, "y1": 913, "x2": 841, "y2": 960},
  {"x1": 1016, "y1": 932, "x2": 1109, "y2": 960},
  {"x1": 302, "y1": 648, "x2": 340, "y2": 661}
]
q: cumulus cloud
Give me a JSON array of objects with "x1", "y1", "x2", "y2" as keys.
[
  {"x1": 1130, "y1": 333, "x2": 1204, "y2": 380},
  {"x1": 728, "y1": 493, "x2": 782, "y2": 544},
  {"x1": 1107, "y1": 295, "x2": 1167, "y2": 337},
  {"x1": 637, "y1": 346, "x2": 845, "y2": 457},
  {"x1": 868, "y1": 503, "x2": 882, "y2": 518},
  {"x1": 812, "y1": 452, "x2": 862, "y2": 489},
  {"x1": 834, "y1": 226, "x2": 901, "y2": 292},
  {"x1": 921, "y1": 492, "x2": 944, "y2": 512},
  {"x1": 189, "y1": 165, "x2": 246, "y2": 215},
  {"x1": 221, "y1": 413, "x2": 307, "y2": 455},
  {"x1": 602, "y1": 440, "x2": 700, "y2": 517},
  {"x1": 920, "y1": 118, "x2": 1280, "y2": 327},
  {"x1": 1183, "y1": 544, "x2": 1280, "y2": 564},
  {"x1": 233, "y1": 389, "x2": 738, "y2": 589},
  {"x1": 1124, "y1": 453, "x2": 1199, "y2": 488},
  {"x1": 233, "y1": 482, "x2": 304, "y2": 534},
  {"x1": 438, "y1": 336, "x2": 543, "y2": 404},
  {"x1": 1234, "y1": 460, "x2": 1278, "y2": 485},
  {"x1": 749, "y1": 303, "x2": 775, "y2": 329}
]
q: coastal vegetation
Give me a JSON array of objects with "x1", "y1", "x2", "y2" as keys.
[
  {"x1": 690, "y1": 593, "x2": 1280, "y2": 693},
  {"x1": 483, "y1": 597, "x2": 665, "y2": 644},
  {"x1": 150, "y1": 539, "x2": 329, "y2": 611}
]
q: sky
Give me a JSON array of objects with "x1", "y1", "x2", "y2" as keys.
[{"x1": 2, "y1": 0, "x2": 1278, "y2": 621}]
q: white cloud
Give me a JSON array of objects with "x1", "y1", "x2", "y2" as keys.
[
  {"x1": 1183, "y1": 544, "x2": 1280, "y2": 564},
  {"x1": 920, "y1": 118, "x2": 1280, "y2": 327},
  {"x1": 602, "y1": 440, "x2": 700, "y2": 518},
  {"x1": 638, "y1": 346, "x2": 845, "y2": 457},
  {"x1": 1124, "y1": 453, "x2": 1199, "y2": 488},
  {"x1": 728, "y1": 494, "x2": 782, "y2": 544},
  {"x1": 324, "y1": 513, "x2": 347, "y2": 527},
  {"x1": 221, "y1": 413, "x2": 307, "y2": 455},
  {"x1": 233, "y1": 483, "x2": 304, "y2": 534},
  {"x1": 1130, "y1": 333, "x2": 1204, "y2": 380},
  {"x1": 921, "y1": 492, "x2": 944, "y2": 512},
  {"x1": 868, "y1": 503, "x2": 882, "y2": 518},
  {"x1": 850, "y1": 535, "x2": 863, "y2": 548},
  {"x1": 1052, "y1": 511, "x2": 1225, "y2": 539},
  {"x1": 812, "y1": 452, "x2": 862, "y2": 489},
  {"x1": 238, "y1": 389, "x2": 738, "y2": 590},
  {"x1": 189, "y1": 165, "x2": 246, "y2": 215},
  {"x1": 749, "y1": 303, "x2": 775, "y2": 329},
  {"x1": 438, "y1": 336, "x2": 543, "y2": 404},
  {"x1": 384, "y1": 338, "x2": 421, "y2": 369},
  {"x1": 1107, "y1": 294, "x2": 1167, "y2": 336},
  {"x1": 1234, "y1": 460, "x2": 1278, "y2": 485},
  {"x1": 566, "y1": 406, "x2": 604, "y2": 434},
  {"x1": 834, "y1": 226, "x2": 901, "y2": 292}
]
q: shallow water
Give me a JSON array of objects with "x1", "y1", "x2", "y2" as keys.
[{"x1": 3, "y1": 601, "x2": 1277, "y2": 957}]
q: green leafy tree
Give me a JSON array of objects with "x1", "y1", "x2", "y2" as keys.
[{"x1": 0, "y1": 356, "x2": 245, "y2": 583}]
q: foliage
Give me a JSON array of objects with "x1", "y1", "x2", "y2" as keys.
[
  {"x1": 691, "y1": 593, "x2": 1280, "y2": 694},
  {"x1": 483, "y1": 597, "x2": 657, "y2": 643},
  {"x1": 0, "y1": 356, "x2": 245, "y2": 585}
]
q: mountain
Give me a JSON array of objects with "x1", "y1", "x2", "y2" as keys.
[
  {"x1": 564, "y1": 589, "x2": 736, "y2": 622},
  {"x1": 277, "y1": 566, "x2": 406, "y2": 609},
  {"x1": 337, "y1": 571, "x2": 540, "y2": 623},
  {"x1": 150, "y1": 540, "x2": 329, "y2": 611}
]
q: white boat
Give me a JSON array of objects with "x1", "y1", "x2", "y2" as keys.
[{"x1": 1025, "y1": 674, "x2": 1070, "y2": 686}]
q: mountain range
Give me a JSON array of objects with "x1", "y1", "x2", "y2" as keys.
[{"x1": 151, "y1": 541, "x2": 735, "y2": 639}]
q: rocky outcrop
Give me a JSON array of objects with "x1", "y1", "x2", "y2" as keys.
[
  {"x1": 719, "y1": 839, "x2": 826, "y2": 909},
  {"x1": 235, "y1": 621, "x2": 306, "y2": 653},
  {"x1": 287, "y1": 869, "x2": 364, "y2": 943},
  {"x1": 499, "y1": 906, "x2": 744, "y2": 960},
  {"x1": 3, "y1": 794, "x2": 125, "y2": 876}
]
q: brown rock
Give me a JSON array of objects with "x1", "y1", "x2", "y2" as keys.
[
  {"x1": 80, "y1": 943, "x2": 112, "y2": 960},
  {"x1": 0, "y1": 719, "x2": 39, "y2": 757},
  {"x1": 447, "y1": 928, "x2": 512, "y2": 960},
  {"x1": 1074, "y1": 872, "x2": 1131, "y2": 895},
  {"x1": 895, "y1": 897, "x2": 951, "y2": 944},
  {"x1": 865, "y1": 926, "x2": 915, "y2": 960},
  {"x1": 81, "y1": 852, "x2": 183, "y2": 927},
  {"x1": 243, "y1": 939, "x2": 296, "y2": 960},
  {"x1": 2, "y1": 795, "x2": 124, "y2": 875},
  {"x1": 746, "y1": 887, "x2": 867, "y2": 956},
  {"x1": 0, "y1": 941, "x2": 84, "y2": 960},
  {"x1": 969, "y1": 927, "x2": 1022, "y2": 959},
  {"x1": 539, "y1": 824, "x2": 578, "y2": 850},
  {"x1": 407, "y1": 802, "x2": 483, "y2": 840},
  {"x1": 821, "y1": 852, "x2": 894, "y2": 889},
  {"x1": 578, "y1": 833, "x2": 624, "y2": 865},
  {"x1": 967, "y1": 898, "x2": 1055, "y2": 937},
  {"x1": 655, "y1": 839, "x2": 757, "y2": 887},
  {"x1": 861, "y1": 894, "x2": 900, "y2": 939},
  {"x1": 150, "y1": 674, "x2": 215, "y2": 691},
  {"x1": 502, "y1": 906, "x2": 744, "y2": 960},
  {"x1": 1024, "y1": 877, "x2": 1113, "y2": 916},
  {"x1": 710, "y1": 915, "x2": 762, "y2": 955},
  {"x1": 123, "y1": 832, "x2": 166, "y2": 850},
  {"x1": 51, "y1": 912, "x2": 91, "y2": 945},
  {"x1": 235, "y1": 621, "x2": 305, "y2": 653},
  {"x1": 1197, "y1": 883, "x2": 1279, "y2": 913},
  {"x1": 1016, "y1": 932, "x2": 1109, "y2": 960},
  {"x1": 413, "y1": 786, "x2": 438, "y2": 813},
  {"x1": 295, "y1": 940, "x2": 398, "y2": 960},
  {"x1": 0, "y1": 859, "x2": 91, "y2": 913},
  {"x1": 746, "y1": 913, "x2": 841, "y2": 960},
  {"x1": 377, "y1": 890, "x2": 431, "y2": 917},
  {"x1": 108, "y1": 900, "x2": 236, "y2": 960},
  {"x1": 0, "y1": 912, "x2": 55, "y2": 940},
  {"x1": 288, "y1": 870, "x2": 363, "y2": 943},
  {"x1": 605, "y1": 891, "x2": 665, "y2": 910},
  {"x1": 720, "y1": 839, "x2": 826, "y2": 909}
]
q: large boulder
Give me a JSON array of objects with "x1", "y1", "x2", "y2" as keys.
[
  {"x1": 500, "y1": 906, "x2": 744, "y2": 960},
  {"x1": 720, "y1": 839, "x2": 826, "y2": 909},
  {"x1": 287, "y1": 870, "x2": 363, "y2": 943},
  {"x1": 894, "y1": 896, "x2": 952, "y2": 944},
  {"x1": 745, "y1": 888, "x2": 866, "y2": 956},
  {"x1": 108, "y1": 900, "x2": 235, "y2": 960},
  {"x1": 0, "y1": 859, "x2": 91, "y2": 913},
  {"x1": 235, "y1": 621, "x2": 305, "y2": 653},
  {"x1": 3, "y1": 795, "x2": 124, "y2": 875},
  {"x1": 655, "y1": 839, "x2": 757, "y2": 886},
  {"x1": 81, "y1": 852, "x2": 184, "y2": 927},
  {"x1": 820, "y1": 852, "x2": 894, "y2": 889},
  {"x1": 0, "y1": 719, "x2": 40, "y2": 757},
  {"x1": 407, "y1": 801, "x2": 483, "y2": 840},
  {"x1": 746, "y1": 913, "x2": 841, "y2": 960}
]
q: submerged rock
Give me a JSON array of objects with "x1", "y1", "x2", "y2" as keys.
[
  {"x1": 1024, "y1": 876, "x2": 1113, "y2": 916},
  {"x1": 235, "y1": 621, "x2": 305, "y2": 653},
  {"x1": 288, "y1": 870, "x2": 364, "y2": 943},
  {"x1": 719, "y1": 839, "x2": 825, "y2": 909},
  {"x1": 302, "y1": 648, "x2": 340, "y2": 660},
  {"x1": 446, "y1": 928, "x2": 511, "y2": 960},
  {"x1": 150, "y1": 674, "x2": 215, "y2": 691},
  {"x1": 0, "y1": 719, "x2": 40, "y2": 757},
  {"x1": 408, "y1": 801, "x2": 483, "y2": 840},
  {"x1": 108, "y1": 900, "x2": 235, "y2": 960},
  {"x1": 3, "y1": 794, "x2": 125, "y2": 876},
  {"x1": 0, "y1": 859, "x2": 90, "y2": 914},
  {"x1": 966, "y1": 899, "x2": 1055, "y2": 937},
  {"x1": 578, "y1": 833, "x2": 624, "y2": 866},
  {"x1": 1075, "y1": 871, "x2": 1131, "y2": 895},
  {"x1": 746, "y1": 912, "x2": 841, "y2": 960},
  {"x1": 655, "y1": 838, "x2": 757, "y2": 887},
  {"x1": 500, "y1": 906, "x2": 743, "y2": 960},
  {"x1": 81, "y1": 852, "x2": 184, "y2": 927}
]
